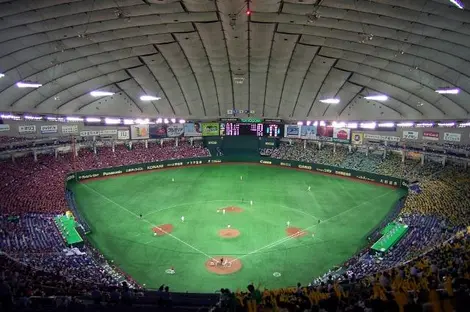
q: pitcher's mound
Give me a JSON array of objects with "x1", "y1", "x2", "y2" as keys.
[
  {"x1": 286, "y1": 227, "x2": 308, "y2": 238},
  {"x1": 218, "y1": 228, "x2": 240, "y2": 238},
  {"x1": 205, "y1": 257, "x2": 242, "y2": 275},
  {"x1": 152, "y1": 224, "x2": 173, "y2": 236},
  {"x1": 218, "y1": 206, "x2": 244, "y2": 213}
]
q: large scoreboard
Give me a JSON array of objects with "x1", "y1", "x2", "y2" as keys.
[{"x1": 218, "y1": 118, "x2": 283, "y2": 137}]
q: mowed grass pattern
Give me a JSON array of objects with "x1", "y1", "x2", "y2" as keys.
[{"x1": 71, "y1": 164, "x2": 405, "y2": 292}]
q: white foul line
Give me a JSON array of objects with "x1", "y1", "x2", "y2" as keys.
[
  {"x1": 230, "y1": 189, "x2": 396, "y2": 263},
  {"x1": 80, "y1": 183, "x2": 215, "y2": 260}
]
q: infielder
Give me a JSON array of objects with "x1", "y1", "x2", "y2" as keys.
[
  {"x1": 250, "y1": 200, "x2": 253, "y2": 206},
  {"x1": 181, "y1": 216, "x2": 185, "y2": 222},
  {"x1": 240, "y1": 176, "x2": 243, "y2": 181},
  {"x1": 223, "y1": 209, "x2": 226, "y2": 215},
  {"x1": 287, "y1": 221, "x2": 290, "y2": 227},
  {"x1": 308, "y1": 186, "x2": 311, "y2": 191}
]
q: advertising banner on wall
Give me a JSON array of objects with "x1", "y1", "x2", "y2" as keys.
[
  {"x1": 184, "y1": 123, "x2": 202, "y2": 137},
  {"x1": 333, "y1": 128, "x2": 351, "y2": 143},
  {"x1": 80, "y1": 129, "x2": 117, "y2": 137},
  {"x1": 0, "y1": 124, "x2": 10, "y2": 132},
  {"x1": 423, "y1": 131, "x2": 439, "y2": 141},
  {"x1": 62, "y1": 125, "x2": 78, "y2": 134},
  {"x1": 364, "y1": 133, "x2": 400, "y2": 142},
  {"x1": 166, "y1": 124, "x2": 184, "y2": 137},
  {"x1": 284, "y1": 125, "x2": 300, "y2": 138},
  {"x1": 18, "y1": 125, "x2": 36, "y2": 134},
  {"x1": 202, "y1": 122, "x2": 220, "y2": 136},
  {"x1": 444, "y1": 132, "x2": 461, "y2": 142},
  {"x1": 40, "y1": 125, "x2": 58, "y2": 134},
  {"x1": 130, "y1": 125, "x2": 149, "y2": 139},
  {"x1": 351, "y1": 132, "x2": 364, "y2": 145},
  {"x1": 117, "y1": 130, "x2": 130, "y2": 140},
  {"x1": 300, "y1": 125, "x2": 317, "y2": 139},
  {"x1": 402, "y1": 130, "x2": 419, "y2": 140},
  {"x1": 149, "y1": 124, "x2": 167, "y2": 138}
]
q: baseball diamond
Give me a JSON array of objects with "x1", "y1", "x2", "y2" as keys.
[{"x1": 71, "y1": 163, "x2": 405, "y2": 292}]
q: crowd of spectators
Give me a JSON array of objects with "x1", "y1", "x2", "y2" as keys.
[{"x1": 2, "y1": 137, "x2": 470, "y2": 311}]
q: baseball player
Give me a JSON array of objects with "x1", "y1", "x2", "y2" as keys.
[
  {"x1": 181, "y1": 216, "x2": 185, "y2": 222},
  {"x1": 172, "y1": 178, "x2": 175, "y2": 182},
  {"x1": 250, "y1": 200, "x2": 253, "y2": 206},
  {"x1": 223, "y1": 209, "x2": 226, "y2": 215},
  {"x1": 308, "y1": 186, "x2": 311, "y2": 191},
  {"x1": 240, "y1": 176, "x2": 243, "y2": 181},
  {"x1": 287, "y1": 221, "x2": 290, "y2": 227}
]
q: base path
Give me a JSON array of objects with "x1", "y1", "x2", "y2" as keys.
[
  {"x1": 205, "y1": 257, "x2": 242, "y2": 275},
  {"x1": 218, "y1": 228, "x2": 240, "y2": 238},
  {"x1": 218, "y1": 206, "x2": 244, "y2": 213},
  {"x1": 286, "y1": 227, "x2": 308, "y2": 238},
  {"x1": 152, "y1": 224, "x2": 174, "y2": 236}
]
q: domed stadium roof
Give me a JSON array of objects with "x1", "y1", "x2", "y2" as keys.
[{"x1": 0, "y1": 0, "x2": 469, "y2": 120}]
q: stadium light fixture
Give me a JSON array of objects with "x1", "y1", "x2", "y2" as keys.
[
  {"x1": 458, "y1": 122, "x2": 470, "y2": 128},
  {"x1": 105, "y1": 118, "x2": 121, "y2": 125},
  {"x1": 297, "y1": 121, "x2": 303, "y2": 126},
  {"x1": 435, "y1": 88, "x2": 460, "y2": 94},
  {"x1": 135, "y1": 118, "x2": 149, "y2": 124},
  {"x1": 306, "y1": 121, "x2": 311, "y2": 126},
  {"x1": 179, "y1": 119, "x2": 186, "y2": 124},
  {"x1": 90, "y1": 91, "x2": 114, "y2": 97},
  {"x1": 360, "y1": 122, "x2": 376, "y2": 129},
  {"x1": 0, "y1": 73, "x2": 4, "y2": 78},
  {"x1": 140, "y1": 95, "x2": 161, "y2": 101},
  {"x1": 319, "y1": 98, "x2": 340, "y2": 104},
  {"x1": 164, "y1": 118, "x2": 169, "y2": 124},
  {"x1": 17, "y1": 82, "x2": 42, "y2": 88},
  {"x1": 332, "y1": 121, "x2": 345, "y2": 128},
  {"x1": 397, "y1": 122, "x2": 414, "y2": 127},
  {"x1": 86, "y1": 117, "x2": 101, "y2": 122},
  {"x1": 24, "y1": 115, "x2": 42, "y2": 120},
  {"x1": 319, "y1": 121, "x2": 325, "y2": 126},
  {"x1": 347, "y1": 122, "x2": 358, "y2": 129},
  {"x1": 156, "y1": 118, "x2": 163, "y2": 124},
  {"x1": 449, "y1": 0, "x2": 464, "y2": 9},
  {"x1": 1, "y1": 114, "x2": 21, "y2": 120},
  {"x1": 364, "y1": 95, "x2": 388, "y2": 101},
  {"x1": 415, "y1": 122, "x2": 434, "y2": 128},
  {"x1": 170, "y1": 118, "x2": 176, "y2": 123},
  {"x1": 378, "y1": 122, "x2": 395, "y2": 128},
  {"x1": 438, "y1": 122, "x2": 455, "y2": 127},
  {"x1": 123, "y1": 119, "x2": 134, "y2": 125},
  {"x1": 313, "y1": 121, "x2": 318, "y2": 126},
  {"x1": 66, "y1": 117, "x2": 84, "y2": 122}
]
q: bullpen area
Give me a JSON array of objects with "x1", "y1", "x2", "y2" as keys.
[{"x1": 71, "y1": 164, "x2": 405, "y2": 292}]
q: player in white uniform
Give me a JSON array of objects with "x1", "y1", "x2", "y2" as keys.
[
  {"x1": 250, "y1": 200, "x2": 253, "y2": 206},
  {"x1": 223, "y1": 209, "x2": 226, "y2": 215},
  {"x1": 287, "y1": 221, "x2": 290, "y2": 227},
  {"x1": 308, "y1": 186, "x2": 311, "y2": 191},
  {"x1": 172, "y1": 178, "x2": 175, "y2": 182},
  {"x1": 240, "y1": 176, "x2": 243, "y2": 181},
  {"x1": 181, "y1": 216, "x2": 185, "y2": 222}
]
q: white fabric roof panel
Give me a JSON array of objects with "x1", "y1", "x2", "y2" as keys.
[{"x1": 0, "y1": 0, "x2": 468, "y2": 119}]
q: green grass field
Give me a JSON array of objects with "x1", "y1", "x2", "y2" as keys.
[{"x1": 71, "y1": 164, "x2": 405, "y2": 292}]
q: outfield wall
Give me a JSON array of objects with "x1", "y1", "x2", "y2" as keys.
[{"x1": 66, "y1": 156, "x2": 407, "y2": 188}]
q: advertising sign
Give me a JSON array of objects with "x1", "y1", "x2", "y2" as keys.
[
  {"x1": 80, "y1": 129, "x2": 117, "y2": 137},
  {"x1": 40, "y1": 125, "x2": 58, "y2": 134},
  {"x1": 423, "y1": 131, "x2": 439, "y2": 141},
  {"x1": 300, "y1": 125, "x2": 317, "y2": 139},
  {"x1": 117, "y1": 130, "x2": 130, "y2": 140},
  {"x1": 166, "y1": 124, "x2": 184, "y2": 137},
  {"x1": 130, "y1": 125, "x2": 149, "y2": 139},
  {"x1": 364, "y1": 133, "x2": 400, "y2": 142},
  {"x1": 62, "y1": 125, "x2": 78, "y2": 134},
  {"x1": 149, "y1": 124, "x2": 167, "y2": 138},
  {"x1": 18, "y1": 125, "x2": 36, "y2": 134},
  {"x1": 202, "y1": 123, "x2": 220, "y2": 136},
  {"x1": 0, "y1": 124, "x2": 10, "y2": 132},
  {"x1": 351, "y1": 132, "x2": 363, "y2": 145},
  {"x1": 443, "y1": 132, "x2": 461, "y2": 142},
  {"x1": 402, "y1": 130, "x2": 419, "y2": 140},
  {"x1": 333, "y1": 128, "x2": 351, "y2": 143},
  {"x1": 184, "y1": 123, "x2": 202, "y2": 137},
  {"x1": 284, "y1": 125, "x2": 300, "y2": 138}
]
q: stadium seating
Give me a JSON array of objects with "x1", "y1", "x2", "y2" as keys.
[{"x1": 2, "y1": 139, "x2": 470, "y2": 311}]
